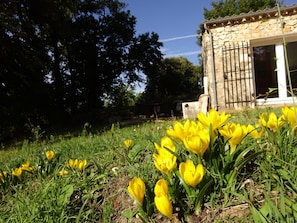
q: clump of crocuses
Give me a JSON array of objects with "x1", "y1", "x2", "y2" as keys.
[
  {"x1": 67, "y1": 159, "x2": 87, "y2": 172},
  {"x1": 127, "y1": 106, "x2": 297, "y2": 221}
]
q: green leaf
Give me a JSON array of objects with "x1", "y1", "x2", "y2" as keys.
[
  {"x1": 259, "y1": 202, "x2": 270, "y2": 218},
  {"x1": 268, "y1": 88, "x2": 278, "y2": 93},
  {"x1": 59, "y1": 184, "x2": 74, "y2": 206},
  {"x1": 250, "y1": 205, "x2": 268, "y2": 223},
  {"x1": 277, "y1": 168, "x2": 291, "y2": 181},
  {"x1": 122, "y1": 209, "x2": 137, "y2": 219}
]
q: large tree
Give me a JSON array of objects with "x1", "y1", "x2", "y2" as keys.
[
  {"x1": 204, "y1": 0, "x2": 284, "y2": 20},
  {"x1": 0, "y1": 0, "x2": 55, "y2": 138},
  {"x1": 0, "y1": 0, "x2": 163, "y2": 140},
  {"x1": 144, "y1": 57, "x2": 202, "y2": 103}
]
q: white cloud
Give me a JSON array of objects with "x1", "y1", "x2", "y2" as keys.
[{"x1": 160, "y1": 34, "x2": 197, "y2": 42}]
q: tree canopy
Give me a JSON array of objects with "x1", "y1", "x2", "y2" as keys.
[
  {"x1": 0, "y1": 0, "x2": 163, "y2": 140},
  {"x1": 204, "y1": 0, "x2": 284, "y2": 20},
  {"x1": 143, "y1": 57, "x2": 203, "y2": 103}
]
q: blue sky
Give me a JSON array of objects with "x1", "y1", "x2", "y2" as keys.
[{"x1": 124, "y1": 0, "x2": 297, "y2": 66}]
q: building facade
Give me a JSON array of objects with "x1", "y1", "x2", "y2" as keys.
[{"x1": 200, "y1": 5, "x2": 297, "y2": 110}]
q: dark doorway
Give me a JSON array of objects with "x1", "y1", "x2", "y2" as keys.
[{"x1": 253, "y1": 45, "x2": 277, "y2": 98}]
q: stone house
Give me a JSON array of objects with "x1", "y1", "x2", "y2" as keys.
[{"x1": 200, "y1": 4, "x2": 297, "y2": 111}]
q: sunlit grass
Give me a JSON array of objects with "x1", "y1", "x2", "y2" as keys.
[
  {"x1": 0, "y1": 119, "x2": 175, "y2": 222},
  {"x1": 0, "y1": 109, "x2": 297, "y2": 222}
]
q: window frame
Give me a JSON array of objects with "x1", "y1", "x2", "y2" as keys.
[{"x1": 250, "y1": 33, "x2": 297, "y2": 106}]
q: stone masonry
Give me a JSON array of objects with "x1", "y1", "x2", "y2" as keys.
[{"x1": 201, "y1": 5, "x2": 297, "y2": 111}]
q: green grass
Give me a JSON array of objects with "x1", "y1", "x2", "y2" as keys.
[
  {"x1": 0, "y1": 119, "x2": 175, "y2": 222},
  {"x1": 0, "y1": 107, "x2": 297, "y2": 222}
]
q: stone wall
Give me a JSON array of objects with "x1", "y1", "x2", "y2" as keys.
[{"x1": 202, "y1": 8, "x2": 297, "y2": 110}]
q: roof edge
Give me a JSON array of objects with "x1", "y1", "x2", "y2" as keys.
[{"x1": 200, "y1": 4, "x2": 297, "y2": 29}]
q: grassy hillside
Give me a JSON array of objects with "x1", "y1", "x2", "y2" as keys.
[{"x1": 0, "y1": 107, "x2": 296, "y2": 222}]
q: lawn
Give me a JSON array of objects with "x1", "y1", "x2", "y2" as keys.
[{"x1": 0, "y1": 106, "x2": 297, "y2": 222}]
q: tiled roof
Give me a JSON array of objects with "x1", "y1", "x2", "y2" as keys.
[{"x1": 200, "y1": 4, "x2": 297, "y2": 29}]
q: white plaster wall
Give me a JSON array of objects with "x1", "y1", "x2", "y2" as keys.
[{"x1": 182, "y1": 102, "x2": 199, "y2": 119}]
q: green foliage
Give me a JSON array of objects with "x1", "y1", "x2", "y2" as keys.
[
  {"x1": 252, "y1": 117, "x2": 297, "y2": 222},
  {"x1": 143, "y1": 57, "x2": 203, "y2": 103},
  {"x1": 0, "y1": 0, "x2": 163, "y2": 141},
  {"x1": 103, "y1": 84, "x2": 138, "y2": 109},
  {"x1": 204, "y1": 0, "x2": 284, "y2": 20}
]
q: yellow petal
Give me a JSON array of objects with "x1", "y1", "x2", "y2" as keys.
[
  {"x1": 78, "y1": 160, "x2": 87, "y2": 171},
  {"x1": 267, "y1": 112, "x2": 278, "y2": 132},
  {"x1": 183, "y1": 130, "x2": 210, "y2": 157},
  {"x1": 69, "y1": 159, "x2": 78, "y2": 169},
  {"x1": 154, "y1": 195, "x2": 173, "y2": 219},
  {"x1": 198, "y1": 109, "x2": 230, "y2": 131},
  {"x1": 247, "y1": 124, "x2": 262, "y2": 139},
  {"x1": 12, "y1": 167, "x2": 22, "y2": 179},
  {"x1": 154, "y1": 179, "x2": 168, "y2": 196},
  {"x1": 153, "y1": 153, "x2": 177, "y2": 175},
  {"x1": 58, "y1": 169, "x2": 69, "y2": 176},
  {"x1": 21, "y1": 161, "x2": 34, "y2": 172},
  {"x1": 179, "y1": 160, "x2": 204, "y2": 188},
  {"x1": 124, "y1": 139, "x2": 133, "y2": 148},
  {"x1": 282, "y1": 106, "x2": 297, "y2": 126},
  {"x1": 46, "y1": 150, "x2": 55, "y2": 161},
  {"x1": 166, "y1": 120, "x2": 191, "y2": 142},
  {"x1": 160, "y1": 136, "x2": 176, "y2": 153},
  {"x1": 154, "y1": 179, "x2": 172, "y2": 219},
  {"x1": 128, "y1": 177, "x2": 146, "y2": 205}
]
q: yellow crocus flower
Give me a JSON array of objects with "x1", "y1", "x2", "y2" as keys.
[
  {"x1": 220, "y1": 123, "x2": 247, "y2": 153},
  {"x1": 197, "y1": 109, "x2": 230, "y2": 136},
  {"x1": 266, "y1": 112, "x2": 278, "y2": 132},
  {"x1": 229, "y1": 125, "x2": 247, "y2": 150},
  {"x1": 78, "y1": 159, "x2": 87, "y2": 172},
  {"x1": 281, "y1": 106, "x2": 297, "y2": 128},
  {"x1": 179, "y1": 160, "x2": 204, "y2": 188},
  {"x1": 58, "y1": 169, "x2": 69, "y2": 176},
  {"x1": 124, "y1": 139, "x2": 133, "y2": 148},
  {"x1": 46, "y1": 150, "x2": 55, "y2": 162},
  {"x1": 259, "y1": 112, "x2": 281, "y2": 132},
  {"x1": 166, "y1": 120, "x2": 191, "y2": 142},
  {"x1": 154, "y1": 179, "x2": 168, "y2": 196},
  {"x1": 153, "y1": 137, "x2": 177, "y2": 175},
  {"x1": 69, "y1": 159, "x2": 78, "y2": 169},
  {"x1": 153, "y1": 152, "x2": 177, "y2": 175},
  {"x1": 154, "y1": 179, "x2": 173, "y2": 219},
  {"x1": 154, "y1": 136, "x2": 176, "y2": 155},
  {"x1": 167, "y1": 120, "x2": 203, "y2": 142},
  {"x1": 259, "y1": 113, "x2": 267, "y2": 127},
  {"x1": 183, "y1": 129, "x2": 210, "y2": 157},
  {"x1": 127, "y1": 177, "x2": 146, "y2": 205},
  {"x1": 12, "y1": 167, "x2": 22, "y2": 179},
  {"x1": 246, "y1": 124, "x2": 263, "y2": 139},
  {"x1": 21, "y1": 161, "x2": 34, "y2": 172},
  {"x1": 160, "y1": 136, "x2": 176, "y2": 151}
]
